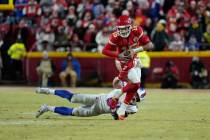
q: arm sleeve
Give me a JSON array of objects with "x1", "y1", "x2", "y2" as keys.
[
  {"x1": 102, "y1": 43, "x2": 118, "y2": 58},
  {"x1": 102, "y1": 33, "x2": 119, "y2": 58},
  {"x1": 139, "y1": 35, "x2": 151, "y2": 45},
  {"x1": 134, "y1": 26, "x2": 151, "y2": 45}
]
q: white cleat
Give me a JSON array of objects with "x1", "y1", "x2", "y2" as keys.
[
  {"x1": 36, "y1": 88, "x2": 51, "y2": 95},
  {"x1": 36, "y1": 104, "x2": 49, "y2": 118}
]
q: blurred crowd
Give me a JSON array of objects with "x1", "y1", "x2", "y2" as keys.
[
  {"x1": 0, "y1": 0, "x2": 210, "y2": 53},
  {"x1": 0, "y1": 0, "x2": 210, "y2": 87}
]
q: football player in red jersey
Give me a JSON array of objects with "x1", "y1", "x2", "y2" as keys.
[{"x1": 102, "y1": 15, "x2": 153, "y2": 120}]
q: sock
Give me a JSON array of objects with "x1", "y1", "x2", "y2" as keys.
[
  {"x1": 54, "y1": 90, "x2": 74, "y2": 101},
  {"x1": 47, "y1": 106, "x2": 55, "y2": 112},
  {"x1": 54, "y1": 107, "x2": 74, "y2": 116},
  {"x1": 49, "y1": 89, "x2": 55, "y2": 94}
]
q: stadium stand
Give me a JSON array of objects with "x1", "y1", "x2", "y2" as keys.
[{"x1": 0, "y1": 0, "x2": 210, "y2": 87}]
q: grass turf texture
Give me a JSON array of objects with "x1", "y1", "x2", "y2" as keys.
[{"x1": 0, "y1": 87, "x2": 210, "y2": 140}]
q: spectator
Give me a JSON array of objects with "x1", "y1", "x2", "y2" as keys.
[
  {"x1": 15, "y1": 18, "x2": 31, "y2": 50},
  {"x1": 189, "y1": 57, "x2": 209, "y2": 89},
  {"x1": 83, "y1": 24, "x2": 97, "y2": 51},
  {"x1": 39, "y1": 1, "x2": 53, "y2": 26},
  {"x1": 14, "y1": 0, "x2": 28, "y2": 21},
  {"x1": 151, "y1": 21, "x2": 169, "y2": 51},
  {"x1": 69, "y1": 33, "x2": 84, "y2": 52},
  {"x1": 161, "y1": 60, "x2": 180, "y2": 89},
  {"x1": 202, "y1": 23, "x2": 210, "y2": 50},
  {"x1": 105, "y1": 0, "x2": 115, "y2": 14},
  {"x1": 185, "y1": 35, "x2": 200, "y2": 51},
  {"x1": 40, "y1": 0, "x2": 53, "y2": 6},
  {"x1": 143, "y1": 18, "x2": 153, "y2": 36},
  {"x1": 125, "y1": 1, "x2": 135, "y2": 18},
  {"x1": 54, "y1": 26, "x2": 68, "y2": 51},
  {"x1": 22, "y1": 0, "x2": 41, "y2": 18},
  {"x1": 134, "y1": 8, "x2": 147, "y2": 27},
  {"x1": 95, "y1": 25, "x2": 109, "y2": 52},
  {"x1": 92, "y1": 0, "x2": 105, "y2": 18},
  {"x1": 138, "y1": 51, "x2": 151, "y2": 88},
  {"x1": 112, "y1": 1, "x2": 123, "y2": 17},
  {"x1": 36, "y1": 51, "x2": 55, "y2": 87},
  {"x1": 15, "y1": 0, "x2": 28, "y2": 5},
  {"x1": 1, "y1": 0, "x2": 210, "y2": 54},
  {"x1": 7, "y1": 39, "x2": 26, "y2": 80},
  {"x1": 187, "y1": 0, "x2": 197, "y2": 17},
  {"x1": 166, "y1": 0, "x2": 190, "y2": 36},
  {"x1": 59, "y1": 52, "x2": 80, "y2": 87},
  {"x1": 36, "y1": 24, "x2": 55, "y2": 51},
  {"x1": 66, "y1": 5, "x2": 77, "y2": 27},
  {"x1": 74, "y1": 20, "x2": 86, "y2": 41},
  {"x1": 82, "y1": 11, "x2": 93, "y2": 29},
  {"x1": 149, "y1": 0, "x2": 161, "y2": 21},
  {"x1": 136, "y1": 0, "x2": 149, "y2": 11},
  {"x1": 188, "y1": 17, "x2": 203, "y2": 43},
  {"x1": 52, "y1": 0, "x2": 67, "y2": 19},
  {"x1": 169, "y1": 33, "x2": 184, "y2": 51}
]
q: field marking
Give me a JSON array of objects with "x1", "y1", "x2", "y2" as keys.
[
  {"x1": 0, "y1": 120, "x2": 49, "y2": 125},
  {"x1": 0, "y1": 119, "x2": 72, "y2": 126},
  {"x1": 20, "y1": 112, "x2": 36, "y2": 115}
]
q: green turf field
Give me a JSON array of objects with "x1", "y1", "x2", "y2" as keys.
[{"x1": 0, "y1": 87, "x2": 210, "y2": 140}]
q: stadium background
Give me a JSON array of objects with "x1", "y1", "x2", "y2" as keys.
[
  {"x1": 0, "y1": 0, "x2": 210, "y2": 87},
  {"x1": 0, "y1": 1, "x2": 210, "y2": 140}
]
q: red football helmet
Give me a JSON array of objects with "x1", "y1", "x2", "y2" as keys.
[{"x1": 116, "y1": 15, "x2": 132, "y2": 38}]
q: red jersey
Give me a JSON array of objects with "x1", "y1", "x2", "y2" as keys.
[{"x1": 102, "y1": 26, "x2": 150, "y2": 59}]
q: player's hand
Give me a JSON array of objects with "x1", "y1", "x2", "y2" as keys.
[
  {"x1": 112, "y1": 77, "x2": 121, "y2": 89},
  {"x1": 118, "y1": 50, "x2": 131, "y2": 61},
  {"x1": 107, "y1": 97, "x2": 118, "y2": 110},
  {"x1": 127, "y1": 49, "x2": 135, "y2": 59}
]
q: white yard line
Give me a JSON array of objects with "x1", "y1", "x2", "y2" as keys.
[{"x1": 0, "y1": 120, "x2": 49, "y2": 125}]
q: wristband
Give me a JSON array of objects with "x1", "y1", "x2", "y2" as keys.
[{"x1": 133, "y1": 46, "x2": 144, "y2": 53}]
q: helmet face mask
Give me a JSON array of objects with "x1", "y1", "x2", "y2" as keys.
[
  {"x1": 116, "y1": 15, "x2": 132, "y2": 38},
  {"x1": 117, "y1": 25, "x2": 131, "y2": 38}
]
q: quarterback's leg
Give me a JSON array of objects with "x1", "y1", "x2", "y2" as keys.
[{"x1": 117, "y1": 67, "x2": 141, "y2": 119}]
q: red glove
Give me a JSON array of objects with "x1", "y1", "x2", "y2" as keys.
[{"x1": 107, "y1": 97, "x2": 118, "y2": 110}]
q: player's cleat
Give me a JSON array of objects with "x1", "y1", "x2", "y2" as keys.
[
  {"x1": 36, "y1": 88, "x2": 51, "y2": 95},
  {"x1": 36, "y1": 104, "x2": 49, "y2": 118}
]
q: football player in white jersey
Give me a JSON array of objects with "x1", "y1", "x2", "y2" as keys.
[{"x1": 35, "y1": 86, "x2": 146, "y2": 120}]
